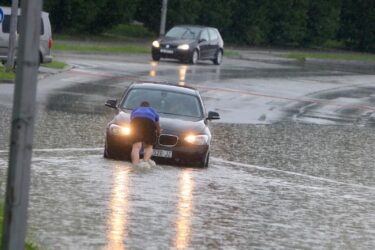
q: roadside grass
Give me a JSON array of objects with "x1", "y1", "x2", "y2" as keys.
[
  {"x1": 225, "y1": 50, "x2": 240, "y2": 58},
  {"x1": 287, "y1": 51, "x2": 375, "y2": 62},
  {"x1": 0, "y1": 202, "x2": 39, "y2": 250},
  {"x1": 0, "y1": 65, "x2": 15, "y2": 81},
  {"x1": 41, "y1": 60, "x2": 67, "y2": 69},
  {"x1": 53, "y1": 42, "x2": 150, "y2": 54},
  {"x1": 0, "y1": 60, "x2": 67, "y2": 81}
]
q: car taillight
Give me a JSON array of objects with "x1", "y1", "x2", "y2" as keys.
[{"x1": 48, "y1": 37, "x2": 52, "y2": 49}]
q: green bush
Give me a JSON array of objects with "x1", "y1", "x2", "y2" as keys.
[{"x1": 107, "y1": 24, "x2": 155, "y2": 38}]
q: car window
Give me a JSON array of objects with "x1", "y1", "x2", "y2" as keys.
[
  {"x1": 200, "y1": 29, "x2": 209, "y2": 42},
  {"x1": 208, "y1": 29, "x2": 218, "y2": 41},
  {"x1": 165, "y1": 27, "x2": 202, "y2": 40},
  {"x1": 122, "y1": 88, "x2": 203, "y2": 118},
  {"x1": 2, "y1": 15, "x2": 44, "y2": 35}
]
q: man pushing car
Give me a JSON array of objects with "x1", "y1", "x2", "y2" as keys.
[{"x1": 130, "y1": 101, "x2": 161, "y2": 167}]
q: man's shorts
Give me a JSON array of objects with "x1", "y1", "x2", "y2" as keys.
[{"x1": 130, "y1": 117, "x2": 157, "y2": 145}]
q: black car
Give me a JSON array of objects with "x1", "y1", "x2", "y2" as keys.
[
  {"x1": 151, "y1": 25, "x2": 224, "y2": 65},
  {"x1": 104, "y1": 82, "x2": 220, "y2": 167}
]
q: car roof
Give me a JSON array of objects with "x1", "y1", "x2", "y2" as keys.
[
  {"x1": 173, "y1": 25, "x2": 217, "y2": 30},
  {"x1": 129, "y1": 82, "x2": 199, "y2": 95}
]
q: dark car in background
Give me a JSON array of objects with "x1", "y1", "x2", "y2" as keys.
[
  {"x1": 151, "y1": 25, "x2": 224, "y2": 65},
  {"x1": 104, "y1": 82, "x2": 220, "y2": 167}
]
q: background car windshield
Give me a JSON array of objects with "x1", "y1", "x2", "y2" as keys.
[
  {"x1": 122, "y1": 88, "x2": 203, "y2": 118},
  {"x1": 165, "y1": 27, "x2": 201, "y2": 40}
]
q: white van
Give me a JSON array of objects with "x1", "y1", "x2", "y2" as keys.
[{"x1": 0, "y1": 6, "x2": 53, "y2": 64}]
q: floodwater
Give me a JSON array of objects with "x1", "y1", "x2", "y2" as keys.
[
  {"x1": 1, "y1": 53, "x2": 375, "y2": 249},
  {"x1": 1, "y1": 105, "x2": 375, "y2": 249}
]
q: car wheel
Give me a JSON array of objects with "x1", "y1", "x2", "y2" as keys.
[
  {"x1": 190, "y1": 50, "x2": 199, "y2": 64},
  {"x1": 197, "y1": 152, "x2": 210, "y2": 168},
  {"x1": 152, "y1": 52, "x2": 160, "y2": 61},
  {"x1": 213, "y1": 50, "x2": 223, "y2": 65}
]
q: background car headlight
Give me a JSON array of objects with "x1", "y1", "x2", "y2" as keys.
[
  {"x1": 152, "y1": 40, "x2": 160, "y2": 48},
  {"x1": 184, "y1": 134, "x2": 208, "y2": 145},
  {"x1": 110, "y1": 124, "x2": 131, "y2": 136},
  {"x1": 177, "y1": 44, "x2": 190, "y2": 50}
]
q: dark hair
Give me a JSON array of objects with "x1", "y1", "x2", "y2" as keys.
[{"x1": 140, "y1": 101, "x2": 150, "y2": 107}]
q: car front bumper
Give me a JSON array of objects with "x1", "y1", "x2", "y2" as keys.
[
  {"x1": 152, "y1": 47, "x2": 193, "y2": 61},
  {"x1": 106, "y1": 132, "x2": 209, "y2": 164}
]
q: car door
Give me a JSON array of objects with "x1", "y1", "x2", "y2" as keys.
[{"x1": 198, "y1": 29, "x2": 210, "y2": 59}]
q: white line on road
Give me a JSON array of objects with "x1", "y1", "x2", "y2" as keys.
[{"x1": 212, "y1": 157, "x2": 375, "y2": 190}]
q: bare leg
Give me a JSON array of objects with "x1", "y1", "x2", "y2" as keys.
[
  {"x1": 131, "y1": 142, "x2": 142, "y2": 164},
  {"x1": 143, "y1": 143, "x2": 153, "y2": 161}
]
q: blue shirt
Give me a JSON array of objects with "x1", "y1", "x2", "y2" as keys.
[{"x1": 131, "y1": 107, "x2": 159, "y2": 123}]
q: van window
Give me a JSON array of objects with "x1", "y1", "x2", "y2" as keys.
[{"x1": 2, "y1": 15, "x2": 44, "y2": 35}]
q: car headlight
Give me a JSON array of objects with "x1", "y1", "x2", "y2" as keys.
[
  {"x1": 152, "y1": 40, "x2": 160, "y2": 48},
  {"x1": 109, "y1": 124, "x2": 131, "y2": 136},
  {"x1": 177, "y1": 44, "x2": 190, "y2": 50},
  {"x1": 184, "y1": 134, "x2": 208, "y2": 145}
]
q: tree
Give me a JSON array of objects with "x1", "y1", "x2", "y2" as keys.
[
  {"x1": 44, "y1": 0, "x2": 138, "y2": 34},
  {"x1": 339, "y1": 0, "x2": 375, "y2": 52},
  {"x1": 304, "y1": 0, "x2": 341, "y2": 46}
]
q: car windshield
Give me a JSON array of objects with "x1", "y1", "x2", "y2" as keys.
[
  {"x1": 165, "y1": 27, "x2": 201, "y2": 40},
  {"x1": 121, "y1": 88, "x2": 203, "y2": 118}
]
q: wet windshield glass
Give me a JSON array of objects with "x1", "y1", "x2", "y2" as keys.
[
  {"x1": 165, "y1": 27, "x2": 201, "y2": 40},
  {"x1": 122, "y1": 88, "x2": 203, "y2": 118}
]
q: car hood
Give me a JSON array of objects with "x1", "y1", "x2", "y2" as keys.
[
  {"x1": 160, "y1": 37, "x2": 196, "y2": 45},
  {"x1": 113, "y1": 111, "x2": 206, "y2": 134}
]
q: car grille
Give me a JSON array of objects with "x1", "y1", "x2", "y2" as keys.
[
  {"x1": 158, "y1": 134, "x2": 178, "y2": 147},
  {"x1": 161, "y1": 44, "x2": 177, "y2": 49}
]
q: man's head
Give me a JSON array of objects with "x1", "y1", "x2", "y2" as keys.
[{"x1": 140, "y1": 101, "x2": 150, "y2": 107}]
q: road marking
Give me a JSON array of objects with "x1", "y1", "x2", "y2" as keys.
[
  {"x1": 1, "y1": 147, "x2": 373, "y2": 190},
  {"x1": 212, "y1": 157, "x2": 375, "y2": 190}
]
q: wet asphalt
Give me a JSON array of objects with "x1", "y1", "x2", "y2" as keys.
[{"x1": 0, "y1": 52, "x2": 375, "y2": 249}]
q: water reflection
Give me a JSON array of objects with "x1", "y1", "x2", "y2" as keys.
[
  {"x1": 106, "y1": 165, "x2": 131, "y2": 250},
  {"x1": 179, "y1": 65, "x2": 188, "y2": 86},
  {"x1": 149, "y1": 61, "x2": 158, "y2": 77},
  {"x1": 174, "y1": 169, "x2": 194, "y2": 249}
]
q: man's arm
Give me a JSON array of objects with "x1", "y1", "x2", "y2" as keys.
[{"x1": 155, "y1": 121, "x2": 161, "y2": 136}]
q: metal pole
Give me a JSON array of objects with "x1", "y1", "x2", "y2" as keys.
[
  {"x1": 5, "y1": 0, "x2": 18, "y2": 70},
  {"x1": 160, "y1": 0, "x2": 168, "y2": 35},
  {"x1": 1, "y1": 0, "x2": 42, "y2": 249}
]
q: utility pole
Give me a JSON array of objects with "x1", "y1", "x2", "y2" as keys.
[
  {"x1": 5, "y1": 0, "x2": 19, "y2": 70},
  {"x1": 160, "y1": 0, "x2": 168, "y2": 35},
  {"x1": 1, "y1": 0, "x2": 42, "y2": 249}
]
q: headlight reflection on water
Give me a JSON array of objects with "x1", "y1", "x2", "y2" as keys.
[
  {"x1": 106, "y1": 166, "x2": 131, "y2": 250},
  {"x1": 175, "y1": 169, "x2": 194, "y2": 249}
]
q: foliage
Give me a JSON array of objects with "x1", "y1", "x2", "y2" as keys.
[
  {"x1": 304, "y1": 0, "x2": 341, "y2": 46},
  {"x1": 0, "y1": 0, "x2": 373, "y2": 52},
  {"x1": 43, "y1": 0, "x2": 138, "y2": 34},
  {"x1": 339, "y1": 0, "x2": 375, "y2": 52}
]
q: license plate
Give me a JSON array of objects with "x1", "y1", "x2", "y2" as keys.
[
  {"x1": 160, "y1": 49, "x2": 173, "y2": 54},
  {"x1": 153, "y1": 149, "x2": 172, "y2": 158}
]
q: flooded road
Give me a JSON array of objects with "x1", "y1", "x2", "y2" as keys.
[{"x1": 1, "y1": 52, "x2": 375, "y2": 249}]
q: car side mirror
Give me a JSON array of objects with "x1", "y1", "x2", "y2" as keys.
[
  {"x1": 207, "y1": 111, "x2": 220, "y2": 120},
  {"x1": 105, "y1": 99, "x2": 117, "y2": 109},
  {"x1": 199, "y1": 38, "x2": 207, "y2": 43}
]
